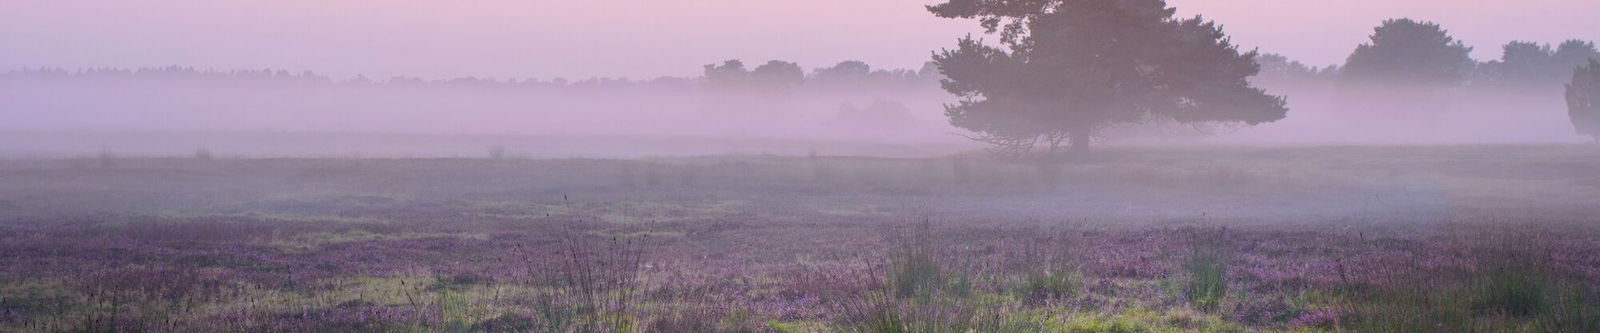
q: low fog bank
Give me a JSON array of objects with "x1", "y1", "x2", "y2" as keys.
[
  {"x1": 0, "y1": 130, "x2": 974, "y2": 159},
  {"x1": 1208, "y1": 79, "x2": 1588, "y2": 144},
  {"x1": 1, "y1": 58, "x2": 1591, "y2": 159},
  {"x1": 0, "y1": 64, "x2": 959, "y2": 138},
  {"x1": 0, "y1": 64, "x2": 967, "y2": 158}
]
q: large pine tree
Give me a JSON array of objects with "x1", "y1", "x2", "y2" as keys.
[{"x1": 928, "y1": 0, "x2": 1287, "y2": 156}]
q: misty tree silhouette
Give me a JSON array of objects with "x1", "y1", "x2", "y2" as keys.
[
  {"x1": 750, "y1": 60, "x2": 805, "y2": 90},
  {"x1": 700, "y1": 59, "x2": 806, "y2": 116},
  {"x1": 804, "y1": 61, "x2": 932, "y2": 92},
  {"x1": 1255, "y1": 53, "x2": 1336, "y2": 82},
  {"x1": 1342, "y1": 19, "x2": 1475, "y2": 86},
  {"x1": 927, "y1": 0, "x2": 1286, "y2": 157},
  {"x1": 812, "y1": 61, "x2": 873, "y2": 82},
  {"x1": 1486, "y1": 40, "x2": 1600, "y2": 85},
  {"x1": 1570, "y1": 59, "x2": 1600, "y2": 142}
]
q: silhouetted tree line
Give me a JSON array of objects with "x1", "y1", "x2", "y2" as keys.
[
  {"x1": 1, "y1": 60, "x2": 948, "y2": 139},
  {"x1": 2, "y1": 66, "x2": 699, "y2": 92},
  {"x1": 2, "y1": 66, "x2": 331, "y2": 83},
  {"x1": 702, "y1": 60, "x2": 805, "y2": 94},
  {"x1": 700, "y1": 59, "x2": 941, "y2": 94},
  {"x1": 8, "y1": 10, "x2": 1597, "y2": 146},
  {"x1": 809, "y1": 61, "x2": 942, "y2": 90},
  {"x1": 1252, "y1": 19, "x2": 1599, "y2": 88},
  {"x1": 696, "y1": 59, "x2": 942, "y2": 117},
  {"x1": 1253, "y1": 54, "x2": 1340, "y2": 82},
  {"x1": 1487, "y1": 40, "x2": 1600, "y2": 85},
  {"x1": 4, "y1": 59, "x2": 939, "y2": 93},
  {"x1": 1246, "y1": 18, "x2": 1600, "y2": 144}
]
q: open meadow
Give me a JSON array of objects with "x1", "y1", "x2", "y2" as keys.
[{"x1": 2, "y1": 145, "x2": 1598, "y2": 332}]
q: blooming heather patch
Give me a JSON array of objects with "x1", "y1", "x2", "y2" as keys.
[{"x1": 2, "y1": 152, "x2": 1599, "y2": 331}]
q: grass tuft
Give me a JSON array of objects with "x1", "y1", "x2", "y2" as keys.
[
  {"x1": 1471, "y1": 266, "x2": 1550, "y2": 317},
  {"x1": 1185, "y1": 229, "x2": 1231, "y2": 311}
]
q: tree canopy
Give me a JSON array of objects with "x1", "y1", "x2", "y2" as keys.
[
  {"x1": 1570, "y1": 59, "x2": 1600, "y2": 142},
  {"x1": 701, "y1": 60, "x2": 805, "y2": 116},
  {"x1": 1255, "y1": 53, "x2": 1338, "y2": 82},
  {"x1": 702, "y1": 60, "x2": 804, "y2": 94},
  {"x1": 1342, "y1": 19, "x2": 1474, "y2": 86},
  {"x1": 928, "y1": 0, "x2": 1287, "y2": 155},
  {"x1": 1487, "y1": 40, "x2": 1600, "y2": 85}
]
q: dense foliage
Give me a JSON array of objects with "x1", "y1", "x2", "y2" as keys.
[
  {"x1": 1487, "y1": 40, "x2": 1600, "y2": 85},
  {"x1": 928, "y1": 0, "x2": 1287, "y2": 155},
  {"x1": 1342, "y1": 19, "x2": 1476, "y2": 86}
]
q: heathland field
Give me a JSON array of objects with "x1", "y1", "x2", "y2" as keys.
[{"x1": 2, "y1": 145, "x2": 1599, "y2": 332}]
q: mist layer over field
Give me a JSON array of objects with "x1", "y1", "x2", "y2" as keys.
[{"x1": 1, "y1": 68, "x2": 1591, "y2": 159}]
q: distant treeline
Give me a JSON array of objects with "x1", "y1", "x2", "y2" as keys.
[
  {"x1": 3, "y1": 18, "x2": 1596, "y2": 144},
  {"x1": 1229, "y1": 19, "x2": 1600, "y2": 143},
  {"x1": 1253, "y1": 19, "x2": 1598, "y2": 88},
  {"x1": 0, "y1": 61, "x2": 951, "y2": 141},
  {"x1": 1, "y1": 60, "x2": 940, "y2": 92},
  {"x1": 6, "y1": 20, "x2": 1592, "y2": 96}
]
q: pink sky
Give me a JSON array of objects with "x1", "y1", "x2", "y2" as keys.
[{"x1": 3, "y1": 0, "x2": 1597, "y2": 79}]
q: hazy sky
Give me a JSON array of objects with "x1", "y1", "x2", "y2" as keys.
[{"x1": 4, "y1": 0, "x2": 1597, "y2": 79}]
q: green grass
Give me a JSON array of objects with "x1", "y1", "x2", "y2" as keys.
[
  {"x1": 1060, "y1": 307, "x2": 1246, "y2": 333},
  {"x1": 1341, "y1": 267, "x2": 1600, "y2": 333},
  {"x1": 1472, "y1": 266, "x2": 1551, "y2": 317},
  {"x1": 1017, "y1": 266, "x2": 1081, "y2": 302},
  {"x1": 1185, "y1": 249, "x2": 1230, "y2": 311}
]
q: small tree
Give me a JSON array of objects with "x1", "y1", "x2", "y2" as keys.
[
  {"x1": 928, "y1": 0, "x2": 1286, "y2": 156},
  {"x1": 1570, "y1": 59, "x2": 1600, "y2": 142},
  {"x1": 1343, "y1": 19, "x2": 1475, "y2": 86}
]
